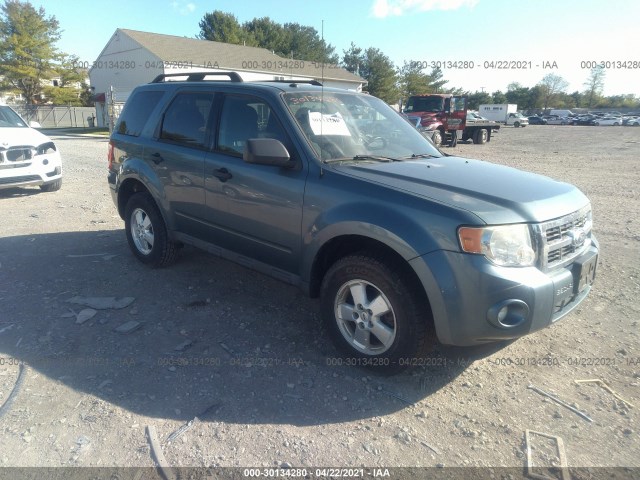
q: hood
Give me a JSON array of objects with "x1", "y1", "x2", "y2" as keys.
[
  {"x1": 333, "y1": 156, "x2": 589, "y2": 224},
  {"x1": 0, "y1": 127, "x2": 53, "y2": 148}
]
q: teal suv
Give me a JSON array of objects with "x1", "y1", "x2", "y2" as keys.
[{"x1": 108, "y1": 72, "x2": 598, "y2": 372}]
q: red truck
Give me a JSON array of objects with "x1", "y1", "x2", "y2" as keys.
[{"x1": 403, "y1": 94, "x2": 500, "y2": 147}]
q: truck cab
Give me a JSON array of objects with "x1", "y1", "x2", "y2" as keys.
[{"x1": 403, "y1": 94, "x2": 466, "y2": 146}]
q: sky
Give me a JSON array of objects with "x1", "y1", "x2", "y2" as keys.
[{"x1": 36, "y1": 0, "x2": 639, "y2": 97}]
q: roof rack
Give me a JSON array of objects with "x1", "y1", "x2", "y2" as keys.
[
  {"x1": 264, "y1": 79, "x2": 323, "y2": 87},
  {"x1": 151, "y1": 72, "x2": 244, "y2": 83}
]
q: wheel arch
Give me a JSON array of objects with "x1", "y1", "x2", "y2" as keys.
[{"x1": 308, "y1": 235, "x2": 432, "y2": 318}]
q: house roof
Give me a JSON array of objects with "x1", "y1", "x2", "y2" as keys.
[{"x1": 117, "y1": 29, "x2": 364, "y2": 85}]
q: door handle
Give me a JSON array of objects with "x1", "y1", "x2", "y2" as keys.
[
  {"x1": 151, "y1": 152, "x2": 164, "y2": 165},
  {"x1": 213, "y1": 167, "x2": 232, "y2": 182}
]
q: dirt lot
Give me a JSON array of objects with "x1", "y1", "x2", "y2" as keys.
[{"x1": 0, "y1": 125, "x2": 638, "y2": 478}]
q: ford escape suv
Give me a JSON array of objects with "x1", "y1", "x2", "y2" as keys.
[{"x1": 108, "y1": 72, "x2": 598, "y2": 371}]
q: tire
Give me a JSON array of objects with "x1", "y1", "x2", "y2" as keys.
[
  {"x1": 594, "y1": 122, "x2": 600, "y2": 126},
  {"x1": 614, "y1": 122, "x2": 619, "y2": 126},
  {"x1": 448, "y1": 130, "x2": 458, "y2": 147},
  {"x1": 472, "y1": 128, "x2": 488, "y2": 144},
  {"x1": 124, "y1": 192, "x2": 178, "y2": 267},
  {"x1": 320, "y1": 253, "x2": 433, "y2": 373},
  {"x1": 513, "y1": 121, "x2": 520, "y2": 128},
  {"x1": 431, "y1": 129, "x2": 443, "y2": 147},
  {"x1": 40, "y1": 178, "x2": 62, "y2": 192}
]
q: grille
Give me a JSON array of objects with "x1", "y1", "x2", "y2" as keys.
[
  {"x1": 1, "y1": 147, "x2": 34, "y2": 162},
  {"x1": 538, "y1": 206, "x2": 592, "y2": 270}
]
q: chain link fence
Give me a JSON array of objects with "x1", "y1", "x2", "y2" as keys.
[{"x1": 12, "y1": 106, "x2": 98, "y2": 128}]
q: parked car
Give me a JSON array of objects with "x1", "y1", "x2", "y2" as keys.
[
  {"x1": 572, "y1": 115, "x2": 597, "y2": 126},
  {"x1": 0, "y1": 105, "x2": 62, "y2": 191},
  {"x1": 528, "y1": 116, "x2": 547, "y2": 125},
  {"x1": 108, "y1": 72, "x2": 598, "y2": 372},
  {"x1": 622, "y1": 116, "x2": 640, "y2": 126},
  {"x1": 593, "y1": 117, "x2": 622, "y2": 126},
  {"x1": 545, "y1": 116, "x2": 570, "y2": 125}
]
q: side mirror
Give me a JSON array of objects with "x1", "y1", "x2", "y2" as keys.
[
  {"x1": 30, "y1": 121, "x2": 42, "y2": 128},
  {"x1": 243, "y1": 138, "x2": 294, "y2": 168}
]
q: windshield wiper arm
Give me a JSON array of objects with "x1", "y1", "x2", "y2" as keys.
[
  {"x1": 406, "y1": 153, "x2": 439, "y2": 159},
  {"x1": 352, "y1": 155, "x2": 400, "y2": 162}
]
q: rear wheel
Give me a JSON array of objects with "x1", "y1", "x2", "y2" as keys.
[
  {"x1": 320, "y1": 253, "x2": 433, "y2": 373},
  {"x1": 473, "y1": 128, "x2": 488, "y2": 144},
  {"x1": 124, "y1": 192, "x2": 178, "y2": 267}
]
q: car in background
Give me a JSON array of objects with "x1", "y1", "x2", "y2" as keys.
[
  {"x1": 572, "y1": 115, "x2": 597, "y2": 126},
  {"x1": 528, "y1": 116, "x2": 547, "y2": 125},
  {"x1": 0, "y1": 105, "x2": 62, "y2": 191},
  {"x1": 622, "y1": 116, "x2": 640, "y2": 126},
  {"x1": 545, "y1": 116, "x2": 570, "y2": 125},
  {"x1": 592, "y1": 116, "x2": 622, "y2": 126}
]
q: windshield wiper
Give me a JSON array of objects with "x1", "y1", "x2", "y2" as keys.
[
  {"x1": 406, "y1": 153, "x2": 439, "y2": 159},
  {"x1": 352, "y1": 155, "x2": 400, "y2": 162},
  {"x1": 323, "y1": 155, "x2": 400, "y2": 164}
]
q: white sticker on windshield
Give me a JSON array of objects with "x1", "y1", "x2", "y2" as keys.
[{"x1": 308, "y1": 111, "x2": 351, "y2": 136}]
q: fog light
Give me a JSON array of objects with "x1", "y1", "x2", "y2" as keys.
[{"x1": 488, "y1": 300, "x2": 530, "y2": 328}]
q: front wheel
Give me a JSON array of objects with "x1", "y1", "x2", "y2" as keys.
[
  {"x1": 124, "y1": 192, "x2": 178, "y2": 267},
  {"x1": 431, "y1": 129, "x2": 443, "y2": 147},
  {"x1": 40, "y1": 178, "x2": 62, "y2": 192},
  {"x1": 448, "y1": 130, "x2": 458, "y2": 147},
  {"x1": 320, "y1": 253, "x2": 433, "y2": 373},
  {"x1": 513, "y1": 121, "x2": 520, "y2": 128}
]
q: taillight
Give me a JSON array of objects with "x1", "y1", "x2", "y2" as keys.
[{"x1": 108, "y1": 141, "x2": 114, "y2": 170}]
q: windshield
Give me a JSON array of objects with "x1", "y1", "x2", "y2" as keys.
[
  {"x1": 284, "y1": 92, "x2": 442, "y2": 161},
  {"x1": 0, "y1": 106, "x2": 28, "y2": 128},
  {"x1": 403, "y1": 96, "x2": 443, "y2": 113}
]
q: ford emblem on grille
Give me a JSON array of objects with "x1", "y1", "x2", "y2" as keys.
[{"x1": 568, "y1": 227, "x2": 587, "y2": 247}]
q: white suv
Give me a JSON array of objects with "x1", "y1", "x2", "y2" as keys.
[{"x1": 0, "y1": 105, "x2": 62, "y2": 191}]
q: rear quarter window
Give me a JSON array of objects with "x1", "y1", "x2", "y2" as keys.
[{"x1": 116, "y1": 90, "x2": 164, "y2": 136}]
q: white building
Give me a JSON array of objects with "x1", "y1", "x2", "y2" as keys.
[{"x1": 90, "y1": 29, "x2": 365, "y2": 127}]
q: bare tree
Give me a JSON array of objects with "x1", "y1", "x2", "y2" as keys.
[
  {"x1": 583, "y1": 66, "x2": 606, "y2": 108},
  {"x1": 538, "y1": 73, "x2": 569, "y2": 110}
]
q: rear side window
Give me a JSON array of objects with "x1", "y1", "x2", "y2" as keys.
[
  {"x1": 116, "y1": 90, "x2": 164, "y2": 136},
  {"x1": 160, "y1": 92, "x2": 215, "y2": 149}
]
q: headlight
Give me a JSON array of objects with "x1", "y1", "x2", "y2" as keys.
[
  {"x1": 458, "y1": 224, "x2": 536, "y2": 267},
  {"x1": 36, "y1": 142, "x2": 57, "y2": 155}
]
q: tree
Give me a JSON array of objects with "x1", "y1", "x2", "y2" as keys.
[
  {"x1": 0, "y1": 0, "x2": 61, "y2": 104},
  {"x1": 538, "y1": 73, "x2": 569, "y2": 110},
  {"x1": 43, "y1": 54, "x2": 87, "y2": 105},
  {"x1": 350, "y1": 47, "x2": 398, "y2": 104},
  {"x1": 198, "y1": 12, "x2": 338, "y2": 64},
  {"x1": 397, "y1": 61, "x2": 431, "y2": 98},
  {"x1": 341, "y1": 42, "x2": 364, "y2": 74},
  {"x1": 492, "y1": 90, "x2": 507, "y2": 104},
  {"x1": 198, "y1": 10, "x2": 251, "y2": 45},
  {"x1": 583, "y1": 66, "x2": 605, "y2": 108},
  {"x1": 466, "y1": 91, "x2": 492, "y2": 110},
  {"x1": 281, "y1": 23, "x2": 338, "y2": 64}
]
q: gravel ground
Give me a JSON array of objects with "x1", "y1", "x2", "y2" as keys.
[{"x1": 0, "y1": 125, "x2": 638, "y2": 478}]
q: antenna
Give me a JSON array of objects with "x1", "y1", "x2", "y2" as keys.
[{"x1": 320, "y1": 20, "x2": 325, "y2": 169}]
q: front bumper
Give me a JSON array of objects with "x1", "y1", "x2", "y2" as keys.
[
  {"x1": 0, "y1": 151, "x2": 62, "y2": 189},
  {"x1": 409, "y1": 236, "x2": 599, "y2": 346}
]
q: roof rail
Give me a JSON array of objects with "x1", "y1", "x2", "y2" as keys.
[
  {"x1": 151, "y1": 72, "x2": 244, "y2": 83},
  {"x1": 264, "y1": 79, "x2": 323, "y2": 87}
]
